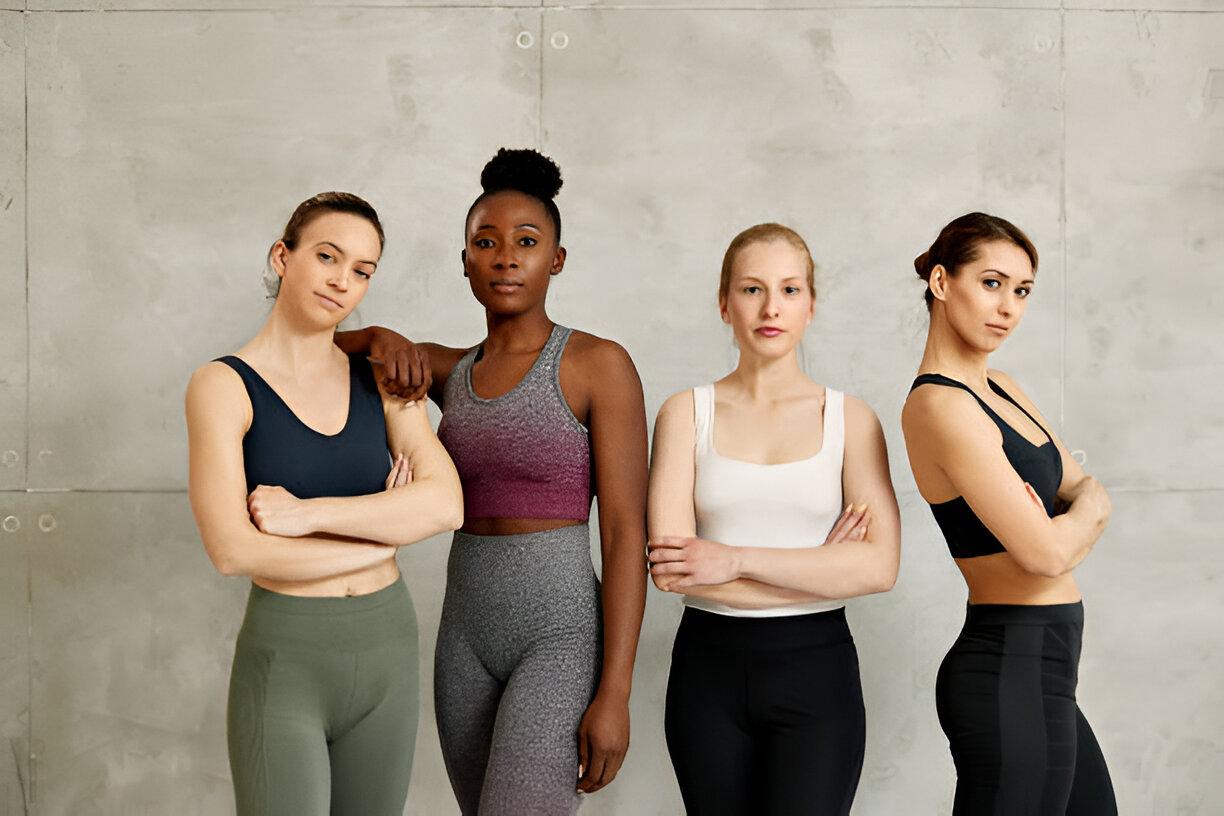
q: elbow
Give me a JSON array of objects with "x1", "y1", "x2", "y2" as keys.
[
  {"x1": 872, "y1": 565, "x2": 899, "y2": 594},
  {"x1": 206, "y1": 545, "x2": 245, "y2": 578}
]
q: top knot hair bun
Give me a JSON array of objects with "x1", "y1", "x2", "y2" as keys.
[{"x1": 480, "y1": 148, "x2": 563, "y2": 201}]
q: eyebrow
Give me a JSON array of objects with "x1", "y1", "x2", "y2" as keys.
[
  {"x1": 982, "y1": 268, "x2": 1034, "y2": 285},
  {"x1": 314, "y1": 241, "x2": 377, "y2": 268},
  {"x1": 736, "y1": 275, "x2": 806, "y2": 283},
  {"x1": 474, "y1": 223, "x2": 542, "y2": 232}
]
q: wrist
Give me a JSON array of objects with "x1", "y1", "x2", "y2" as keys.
[
  {"x1": 594, "y1": 682, "x2": 632, "y2": 704},
  {"x1": 299, "y1": 497, "x2": 325, "y2": 535}
]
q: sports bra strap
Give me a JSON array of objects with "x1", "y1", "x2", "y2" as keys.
[{"x1": 910, "y1": 373, "x2": 1053, "y2": 444}]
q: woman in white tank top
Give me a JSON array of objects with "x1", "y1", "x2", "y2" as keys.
[{"x1": 647, "y1": 224, "x2": 902, "y2": 815}]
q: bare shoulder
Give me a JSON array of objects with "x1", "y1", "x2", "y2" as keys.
[
  {"x1": 565, "y1": 329, "x2": 641, "y2": 388},
  {"x1": 185, "y1": 360, "x2": 251, "y2": 429},
  {"x1": 656, "y1": 389, "x2": 696, "y2": 426},
  {"x1": 840, "y1": 392, "x2": 880, "y2": 426},
  {"x1": 902, "y1": 379, "x2": 991, "y2": 441}
]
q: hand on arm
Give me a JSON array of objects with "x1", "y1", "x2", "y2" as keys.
[
  {"x1": 186, "y1": 363, "x2": 395, "y2": 581},
  {"x1": 906, "y1": 384, "x2": 1107, "y2": 578},
  {"x1": 284, "y1": 377, "x2": 464, "y2": 545},
  {"x1": 334, "y1": 326, "x2": 432, "y2": 402},
  {"x1": 645, "y1": 391, "x2": 836, "y2": 609},
  {"x1": 727, "y1": 396, "x2": 901, "y2": 598}
]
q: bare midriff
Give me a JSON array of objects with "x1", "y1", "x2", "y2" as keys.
[
  {"x1": 956, "y1": 553, "x2": 1082, "y2": 606},
  {"x1": 253, "y1": 556, "x2": 400, "y2": 598}
]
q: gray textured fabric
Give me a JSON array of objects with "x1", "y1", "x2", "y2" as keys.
[{"x1": 434, "y1": 525, "x2": 602, "y2": 816}]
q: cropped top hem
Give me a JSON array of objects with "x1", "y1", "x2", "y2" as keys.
[{"x1": 683, "y1": 597, "x2": 846, "y2": 619}]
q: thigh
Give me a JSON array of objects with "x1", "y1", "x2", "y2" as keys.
[
  {"x1": 227, "y1": 641, "x2": 331, "y2": 816},
  {"x1": 330, "y1": 637, "x2": 420, "y2": 816},
  {"x1": 434, "y1": 621, "x2": 502, "y2": 816},
  {"x1": 664, "y1": 637, "x2": 755, "y2": 816},
  {"x1": 758, "y1": 642, "x2": 865, "y2": 816},
  {"x1": 478, "y1": 638, "x2": 600, "y2": 816},
  {"x1": 1066, "y1": 706, "x2": 1118, "y2": 816}
]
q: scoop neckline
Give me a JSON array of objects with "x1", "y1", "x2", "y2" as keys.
[
  {"x1": 707, "y1": 384, "x2": 832, "y2": 467},
  {"x1": 465, "y1": 323, "x2": 561, "y2": 404},
  {"x1": 228, "y1": 354, "x2": 354, "y2": 439}
]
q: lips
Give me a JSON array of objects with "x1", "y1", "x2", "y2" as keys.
[
  {"x1": 314, "y1": 292, "x2": 343, "y2": 310},
  {"x1": 755, "y1": 327, "x2": 784, "y2": 337},
  {"x1": 490, "y1": 280, "x2": 524, "y2": 294},
  {"x1": 986, "y1": 323, "x2": 1009, "y2": 335}
]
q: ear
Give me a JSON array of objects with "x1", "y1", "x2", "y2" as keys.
[
  {"x1": 550, "y1": 245, "x2": 567, "y2": 277},
  {"x1": 928, "y1": 264, "x2": 949, "y2": 304},
  {"x1": 460, "y1": 249, "x2": 468, "y2": 278},
  {"x1": 718, "y1": 295, "x2": 730, "y2": 325},
  {"x1": 268, "y1": 241, "x2": 289, "y2": 279}
]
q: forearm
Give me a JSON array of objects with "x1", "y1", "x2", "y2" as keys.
[
  {"x1": 210, "y1": 527, "x2": 394, "y2": 581},
  {"x1": 677, "y1": 578, "x2": 825, "y2": 609},
  {"x1": 333, "y1": 327, "x2": 373, "y2": 355},
  {"x1": 596, "y1": 539, "x2": 646, "y2": 700},
  {"x1": 305, "y1": 475, "x2": 462, "y2": 545},
  {"x1": 737, "y1": 537, "x2": 898, "y2": 599},
  {"x1": 1044, "y1": 476, "x2": 1109, "y2": 574}
]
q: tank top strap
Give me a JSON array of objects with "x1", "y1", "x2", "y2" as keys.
[
  {"x1": 213, "y1": 355, "x2": 276, "y2": 416},
  {"x1": 822, "y1": 387, "x2": 846, "y2": 466},
  {"x1": 534, "y1": 323, "x2": 571, "y2": 378},
  {"x1": 910, "y1": 372, "x2": 1001, "y2": 421},
  {"x1": 692, "y1": 384, "x2": 715, "y2": 454}
]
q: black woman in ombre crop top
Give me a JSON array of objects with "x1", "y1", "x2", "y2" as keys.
[{"x1": 901, "y1": 213, "x2": 1117, "y2": 815}]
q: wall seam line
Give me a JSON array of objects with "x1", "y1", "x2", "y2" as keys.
[{"x1": 1059, "y1": 0, "x2": 1067, "y2": 432}]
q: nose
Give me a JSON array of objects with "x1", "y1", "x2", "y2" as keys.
[
  {"x1": 328, "y1": 267, "x2": 350, "y2": 292},
  {"x1": 761, "y1": 292, "x2": 781, "y2": 318},
  {"x1": 493, "y1": 244, "x2": 519, "y2": 270}
]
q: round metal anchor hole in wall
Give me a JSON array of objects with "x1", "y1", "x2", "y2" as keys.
[
  {"x1": 2, "y1": 516, "x2": 19, "y2": 533},
  {"x1": 516, "y1": 31, "x2": 534, "y2": 49},
  {"x1": 550, "y1": 31, "x2": 569, "y2": 50},
  {"x1": 1, "y1": 450, "x2": 18, "y2": 467},
  {"x1": 38, "y1": 514, "x2": 57, "y2": 533}
]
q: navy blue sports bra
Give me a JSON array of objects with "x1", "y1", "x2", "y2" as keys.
[
  {"x1": 216, "y1": 353, "x2": 390, "y2": 499},
  {"x1": 910, "y1": 373, "x2": 1063, "y2": 559}
]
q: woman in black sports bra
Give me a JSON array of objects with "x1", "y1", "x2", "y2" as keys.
[{"x1": 901, "y1": 213, "x2": 1117, "y2": 815}]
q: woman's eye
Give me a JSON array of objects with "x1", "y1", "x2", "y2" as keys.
[
  {"x1": 519, "y1": 237, "x2": 537, "y2": 247},
  {"x1": 785, "y1": 286, "x2": 801, "y2": 295},
  {"x1": 474, "y1": 238, "x2": 494, "y2": 249},
  {"x1": 743, "y1": 286, "x2": 761, "y2": 294},
  {"x1": 318, "y1": 252, "x2": 333, "y2": 263},
  {"x1": 1016, "y1": 287, "x2": 1031, "y2": 298},
  {"x1": 356, "y1": 270, "x2": 372, "y2": 280},
  {"x1": 983, "y1": 279, "x2": 999, "y2": 289}
]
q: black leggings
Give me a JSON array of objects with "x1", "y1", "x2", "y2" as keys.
[
  {"x1": 664, "y1": 607, "x2": 865, "y2": 816},
  {"x1": 936, "y1": 602, "x2": 1117, "y2": 815}
]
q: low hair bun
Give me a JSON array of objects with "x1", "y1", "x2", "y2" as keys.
[{"x1": 914, "y1": 250, "x2": 932, "y2": 281}]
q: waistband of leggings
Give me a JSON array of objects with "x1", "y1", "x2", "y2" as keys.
[
  {"x1": 964, "y1": 600, "x2": 1084, "y2": 626},
  {"x1": 678, "y1": 605, "x2": 851, "y2": 650},
  {"x1": 452, "y1": 523, "x2": 590, "y2": 550},
  {"x1": 238, "y1": 578, "x2": 416, "y2": 650}
]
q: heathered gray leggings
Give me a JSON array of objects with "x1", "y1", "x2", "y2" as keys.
[{"x1": 434, "y1": 525, "x2": 602, "y2": 816}]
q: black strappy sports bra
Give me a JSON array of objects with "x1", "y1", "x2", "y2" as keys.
[{"x1": 910, "y1": 373, "x2": 1063, "y2": 559}]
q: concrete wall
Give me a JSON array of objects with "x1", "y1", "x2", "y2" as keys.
[{"x1": 1, "y1": 2, "x2": 1221, "y2": 814}]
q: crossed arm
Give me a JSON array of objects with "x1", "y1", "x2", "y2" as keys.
[
  {"x1": 186, "y1": 360, "x2": 463, "y2": 580},
  {"x1": 646, "y1": 390, "x2": 901, "y2": 608}
]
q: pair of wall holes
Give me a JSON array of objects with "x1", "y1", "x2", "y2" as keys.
[
  {"x1": 518, "y1": 31, "x2": 569, "y2": 50},
  {"x1": 2, "y1": 515, "x2": 57, "y2": 533}
]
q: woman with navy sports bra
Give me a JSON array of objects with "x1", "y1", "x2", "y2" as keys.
[
  {"x1": 336, "y1": 149, "x2": 648, "y2": 814},
  {"x1": 185, "y1": 193, "x2": 463, "y2": 815},
  {"x1": 901, "y1": 212, "x2": 1117, "y2": 814},
  {"x1": 647, "y1": 224, "x2": 902, "y2": 815}
]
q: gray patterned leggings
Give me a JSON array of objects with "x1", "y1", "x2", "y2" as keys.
[{"x1": 435, "y1": 525, "x2": 602, "y2": 816}]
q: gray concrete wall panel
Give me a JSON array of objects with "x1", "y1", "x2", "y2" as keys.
[
  {"x1": 0, "y1": 494, "x2": 30, "y2": 816},
  {"x1": 540, "y1": 8, "x2": 1065, "y2": 496},
  {"x1": 25, "y1": 9, "x2": 540, "y2": 491},
  {"x1": 1065, "y1": 11, "x2": 1224, "y2": 490},
  {"x1": 0, "y1": 13, "x2": 26, "y2": 490}
]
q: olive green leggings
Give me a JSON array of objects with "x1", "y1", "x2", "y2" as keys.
[{"x1": 227, "y1": 579, "x2": 420, "y2": 816}]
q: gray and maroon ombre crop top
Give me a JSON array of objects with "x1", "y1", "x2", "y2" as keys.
[{"x1": 437, "y1": 324, "x2": 592, "y2": 521}]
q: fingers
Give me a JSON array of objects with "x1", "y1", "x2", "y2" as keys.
[
  {"x1": 648, "y1": 561, "x2": 687, "y2": 577},
  {"x1": 647, "y1": 546, "x2": 686, "y2": 564},
  {"x1": 384, "y1": 454, "x2": 404, "y2": 490},
  {"x1": 576, "y1": 728, "x2": 590, "y2": 789},
  {"x1": 848, "y1": 509, "x2": 872, "y2": 541},
  {"x1": 578, "y1": 745, "x2": 610, "y2": 794},
  {"x1": 646, "y1": 536, "x2": 687, "y2": 552},
  {"x1": 825, "y1": 503, "x2": 867, "y2": 545}
]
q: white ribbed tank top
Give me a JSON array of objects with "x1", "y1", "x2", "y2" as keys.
[{"x1": 687, "y1": 383, "x2": 847, "y2": 618}]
